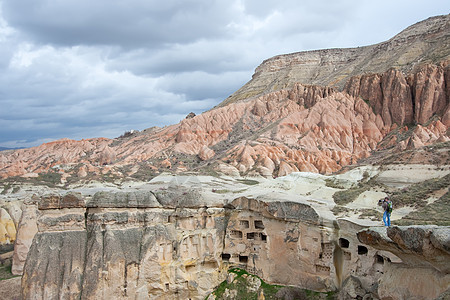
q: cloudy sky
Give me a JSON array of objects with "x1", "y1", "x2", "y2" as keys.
[{"x1": 0, "y1": 1, "x2": 448, "y2": 148}]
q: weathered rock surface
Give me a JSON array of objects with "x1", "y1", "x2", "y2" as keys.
[
  {"x1": 358, "y1": 226, "x2": 450, "y2": 300},
  {"x1": 21, "y1": 189, "x2": 437, "y2": 300},
  {"x1": 22, "y1": 192, "x2": 228, "y2": 299},
  {"x1": 11, "y1": 196, "x2": 38, "y2": 275},
  {"x1": 358, "y1": 226, "x2": 450, "y2": 273},
  {"x1": 0, "y1": 15, "x2": 449, "y2": 181},
  {"x1": 0, "y1": 207, "x2": 16, "y2": 245}
]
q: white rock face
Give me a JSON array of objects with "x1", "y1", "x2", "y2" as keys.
[
  {"x1": 0, "y1": 208, "x2": 16, "y2": 244},
  {"x1": 11, "y1": 198, "x2": 38, "y2": 276}
]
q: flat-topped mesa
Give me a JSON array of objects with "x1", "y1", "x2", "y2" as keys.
[{"x1": 223, "y1": 14, "x2": 449, "y2": 105}]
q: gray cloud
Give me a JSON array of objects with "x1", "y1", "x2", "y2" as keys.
[
  {"x1": 0, "y1": 0, "x2": 448, "y2": 148},
  {"x1": 2, "y1": 0, "x2": 236, "y2": 47}
]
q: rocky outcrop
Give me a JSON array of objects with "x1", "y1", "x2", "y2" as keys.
[
  {"x1": 358, "y1": 226, "x2": 450, "y2": 300},
  {"x1": 358, "y1": 226, "x2": 450, "y2": 273},
  {"x1": 345, "y1": 62, "x2": 450, "y2": 128},
  {"x1": 23, "y1": 190, "x2": 445, "y2": 299},
  {"x1": 22, "y1": 191, "x2": 227, "y2": 299},
  {"x1": 0, "y1": 208, "x2": 16, "y2": 244}
]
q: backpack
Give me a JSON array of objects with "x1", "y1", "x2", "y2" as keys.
[{"x1": 387, "y1": 201, "x2": 393, "y2": 214}]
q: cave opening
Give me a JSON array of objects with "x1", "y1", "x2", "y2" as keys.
[
  {"x1": 239, "y1": 255, "x2": 248, "y2": 263},
  {"x1": 375, "y1": 254, "x2": 384, "y2": 264},
  {"x1": 221, "y1": 253, "x2": 231, "y2": 261},
  {"x1": 358, "y1": 245, "x2": 368, "y2": 255},
  {"x1": 261, "y1": 234, "x2": 267, "y2": 242},
  {"x1": 339, "y1": 238, "x2": 350, "y2": 248},
  {"x1": 240, "y1": 220, "x2": 249, "y2": 228},
  {"x1": 230, "y1": 230, "x2": 243, "y2": 238},
  {"x1": 254, "y1": 220, "x2": 265, "y2": 229}
]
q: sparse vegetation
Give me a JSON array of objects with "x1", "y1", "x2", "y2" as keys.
[
  {"x1": 0, "y1": 265, "x2": 17, "y2": 281},
  {"x1": 0, "y1": 184, "x2": 11, "y2": 195},
  {"x1": 325, "y1": 178, "x2": 345, "y2": 189},
  {"x1": 332, "y1": 173, "x2": 382, "y2": 206},
  {"x1": 197, "y1": 163, "x2": 222, "y2": 178},
  {"x1": 212, "y1": 189, "x2": 231, "y2": 194},
  {"x1": 37, "y1": 171, "x2": 62, "y2": 186},
  {"x1": 128, "y1": 164, "x2": 159, "y2": 181},
  {"x1": 394, "y1": 190, "x2": 450, "y2": 226},
  {"x1": 358, "y1": 209, "x2": 382, "y2": 220},
  {"x1": 390, "y1": 174, "x2": 450, "y2": 208},
  {"x1": 209, "y1": 268, "x2": 335, "y2": 300},
  {"x1": 331, "y1": 205, "x2": 351, "y2": 216},
  {"x1": 0, "y1": 245, "x2": 17, "y2": 281},
  {"x1": 333, "y1": 186, "x2": 369, "y2": 205},
  {"x1": 236, "y1": 179, "x2": 259, "y2": 185}
]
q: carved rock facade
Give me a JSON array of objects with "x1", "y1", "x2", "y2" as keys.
[{"x1": 20, "y1": 191, "x2": 450, "y2": 299}]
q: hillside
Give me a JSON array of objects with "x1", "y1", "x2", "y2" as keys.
[{"x1": 0, "y1": 15, "x2": 449, "y2": 184}]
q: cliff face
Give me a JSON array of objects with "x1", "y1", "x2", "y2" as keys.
[
  {"x1": 358, "y1": 226, "x2": 450, "y2": 300},
  {"x1": 223, "y1": 14, "x2": 450, "y2": 104},
  {"x1": 0, "y1": 15, "x2": 449, "y2": 182},
  {"x1": 20, "y1": 190, "x2": 450, "y2": 299}
]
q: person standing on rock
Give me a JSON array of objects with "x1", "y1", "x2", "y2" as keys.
[{"x1": 381, "y1": 197, "x2": 392, "y2": 226}]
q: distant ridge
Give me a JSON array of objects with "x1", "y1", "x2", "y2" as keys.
[{"x1": 0, "y1": 146, "x2": 24, "y2": 152}]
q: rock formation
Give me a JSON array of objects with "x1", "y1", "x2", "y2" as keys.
[
  {"x1": 20, "y1": 187, "x2": 450, "y2": 299},
  {"x1": 358, "y1": 226, "x2": 450, "y2": 299},
  {"x1": 11, "y1": 196, "x2": 37, "y2": 276}
]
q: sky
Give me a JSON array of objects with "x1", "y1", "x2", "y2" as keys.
[{"x1": 0, "y1": 1, "x2": 448, "y2": 148}]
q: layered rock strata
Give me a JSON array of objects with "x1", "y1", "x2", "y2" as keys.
[
  {"x1": 223, "y1": 14, "x2": 450, "y2": 104},
  {"x1": 0, "y1": 63, "x2": 448, "y2": 179}
]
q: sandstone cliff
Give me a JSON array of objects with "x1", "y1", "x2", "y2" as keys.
[{"x1": 19, "y1": 186, "x2": 450, "y2": 299}]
